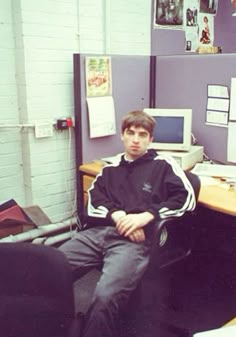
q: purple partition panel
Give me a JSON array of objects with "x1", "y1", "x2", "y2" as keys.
[
  {"x1": 214, "y1": 0, "x2": 236, "y2": 54},
  {"x1": 77, "y1": 55, "x2": 150, "y2": 163},
  {"x1": 155, "y1": 53, "x2": 236, "y2": 163},
  {"x1": 151, "y1": 0, "x2": 236, "y2": 55}
]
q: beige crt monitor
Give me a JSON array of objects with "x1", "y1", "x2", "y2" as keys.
[{"x1": 144, "y1": 108, "x2": 192, "y2": 152}]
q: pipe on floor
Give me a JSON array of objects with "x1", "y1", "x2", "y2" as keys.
[
  {"x1": 32, "y1": 230, "x2": 77, "y2": 246},
  {"x1": 0, "y1": 217, "x2": 77, "y2": 243}
]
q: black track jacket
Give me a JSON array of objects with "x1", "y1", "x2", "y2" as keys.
[{"x1": 85, "y1": 149, "x2": 196, "y2": 228}]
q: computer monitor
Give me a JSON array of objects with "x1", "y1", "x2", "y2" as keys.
[{"x1": 144, "y1": 108, "x2": 192, "y2": 152}]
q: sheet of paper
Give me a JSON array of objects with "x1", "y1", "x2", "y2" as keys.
[
  {"x1": 227, "y1": 122, "x2": 236, "y2": 163},
  {"x1": 194, "y1": 324, "x2": 236, "y2": 337},
  {"x1": 206, "y1": 85, "x2": 230, "y2": 126},
  {"x1": 207, "y1": 85, "x2": 229, "y2": 99},
  {"x1": 197, "y1": 176, "x2": 221, "y2": 186},
  {"x1": 207, "y1": 97, "x2": 229, "y2": 112},
  {"x1": 229, "y1": 78, "x2": 236, "y2": 121},
  {"x1": 206, "y1": 110, "x2": 228, "y2": 126},
  {"x1": 87, "y1": 96, "x2": 116, "y2": 138}
]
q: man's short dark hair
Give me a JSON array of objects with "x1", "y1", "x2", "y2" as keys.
[{"x1": 121, "y1": 110, "x2": 156, "y2": 137}]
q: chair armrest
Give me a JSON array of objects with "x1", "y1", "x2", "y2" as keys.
[
  {"x1": 152, "y1": 211, "x2": 197, "y2": 269},
  {"x1": 155, "y1": 217, "x2": 179, "y2": 245}
]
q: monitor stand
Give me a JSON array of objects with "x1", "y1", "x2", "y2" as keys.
[{"x1": 158, "y1": 145, "x2": 204, "y2": 170}]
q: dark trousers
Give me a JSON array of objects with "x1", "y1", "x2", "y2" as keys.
[{"x1": 59, "y1": 226, "x2": 153, "y2": 337}]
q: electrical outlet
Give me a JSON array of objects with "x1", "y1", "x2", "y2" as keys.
[{"x1": 35, "y1": 121, "x2": 53, "y2": 138}]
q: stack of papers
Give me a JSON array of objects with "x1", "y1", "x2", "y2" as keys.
[{"x1": 192, "y1": 163, "x2": 236, "y2": 179}]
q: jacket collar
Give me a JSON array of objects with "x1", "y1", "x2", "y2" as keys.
[{"x1": 120, "y1": 149, "x2": 156, "y2": 166}]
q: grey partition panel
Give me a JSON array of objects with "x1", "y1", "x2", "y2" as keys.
[
  {"x1": 77, "y1": 54, "x2": 150, "y2": 163},
  {"x1": 155, "y1": 54, "x2": 236, "y2": 164},
  {"x1": 151, "y1": 1, "x2": 235, "y2": 56}
]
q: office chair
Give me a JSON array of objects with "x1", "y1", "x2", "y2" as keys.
[
  {"x1": 157, "y1": 171, "x2": 201, "y2": 267},
  {"x1": 154, "y1": 171, "x2": 201, "y2": 336},
  {"x1": 120, "y1": 171, "x2": 201, "y2": 337},
  {"x1": 71, "y1": 171, "x2": 201, "y2": 337},
  {"x1": 0, "y1": 242, "x2": 83, "y2": 337}
]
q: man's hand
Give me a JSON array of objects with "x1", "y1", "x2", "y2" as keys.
[
  {"x1": 115, "y1": 212, "x2": 154, "y2": 237},
  {"x1": 128, "y1": 228, "x2": 146, "y2": 242}
]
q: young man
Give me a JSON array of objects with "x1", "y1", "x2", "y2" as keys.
[{"x1": 59, "y1": 110, "x2": 196, "y2": 337}]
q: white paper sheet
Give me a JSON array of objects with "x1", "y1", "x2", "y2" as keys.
[
  {"x1": 87, "y1": 96, "x2": 116, "y2": 138},
  {"x1": 207, "y1": 97, "x2": 229, "y2": 112},
  {"x1": 227, "y1": 122, "x2": 236, "y2": 163},
  {"x1": 229, "y1": 78, "x2": 236, "y2": 121},
  {"x1": 194, "y1": 324, "x2": 236, "y2": 337},
  {"x1": 206, "y1": 84, "x2": 230, "y2": 126},
  {"x1": 206, "y1": 110, "x2": 228, "y2": 126},
  {"x1": 207, "y1": 85, "x2": 229, "y2": 98}
]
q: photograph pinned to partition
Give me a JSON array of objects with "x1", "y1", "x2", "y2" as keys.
[
  {"x1": 184, "y1": 0, "x2": 199, "y2": 52},
  {"x1": 198, "y1": 13, "x2": 214, "y2": 46},
  {"x1": 153, "y1": 0, "x2": 184, "y2": 29},
  {"x1": 85, "y1": 56, "x2": 112, "y2": 97},
  {"x1": 232, "y1": 0, "x2": 236, "y2": 16},
  {"x1": 199, "y1": 0, "x2": 218, "y2": 15}
]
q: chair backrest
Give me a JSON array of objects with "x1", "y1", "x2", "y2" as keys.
[
  {"x1": 0, "y1": 242, "x2": 75, "y2": 337},
  {"x1": 184, "y1": 171, "x2": 201, "y2": 202},
  {"x1": 153, "y1": 171, "x2": 201, "y2": 269}
]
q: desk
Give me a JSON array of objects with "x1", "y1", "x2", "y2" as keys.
[
  {"x1": 79, "y1": 161, "x2": 236, "y2": 331},
  {"x1": 198, "y1": 184, "x2": 236, "y2": 217},
  {"x1": 79, "y1": 161, "x2": 236, "y2": 217}
]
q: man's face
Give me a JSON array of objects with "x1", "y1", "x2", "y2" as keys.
[{"x1": 121, "y1": 126, "x2": 153, "y2": 160}]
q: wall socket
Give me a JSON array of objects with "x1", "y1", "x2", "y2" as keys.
[{"x1": 35, "y1": 121, "x2": 53, "y2": 138}]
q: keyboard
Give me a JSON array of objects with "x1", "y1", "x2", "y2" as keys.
[
  {"x1": 101, "y1": 153, "x2": 123, "y2": 164},
  {"x1": 192, "y1": 163, "x2": 236, "y2": 179}
]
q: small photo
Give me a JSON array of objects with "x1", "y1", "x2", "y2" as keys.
[
  {"x1": 154, "y1": 0, "x2": 184, "y2": 26},
  {"x1": 186, "y1": 7, "x2": 198, "y2": 26},
  {"x1": 200, "y1": 0, "x2": 218, "y2": 15},
  {"x1": 232, "y1": 0, "x2": 236, "y2": 16}
]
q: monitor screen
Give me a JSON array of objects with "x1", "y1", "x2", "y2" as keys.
[
  {"x1": 144, "y1": 108, "x2": 192, "y2": 152},
  {"x1": 153, "y1": 116, "x2": 184, "y2": 144}
]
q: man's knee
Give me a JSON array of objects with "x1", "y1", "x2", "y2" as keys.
[{"x1": 92, "y1": 286, "x2": 124, "y2": 314}]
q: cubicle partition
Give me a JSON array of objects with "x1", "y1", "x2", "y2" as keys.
[
  {"x1": 73, "y1": 54, "x2": 150, "y2": 213},
  {"x1": 155, "y1": 53, "x2": 236, "y2": 164},
  {"x1": 73, "y1": 54, "x2": 150, "y2": 165},
  {"x1": 74, "y1": 52, "x2": 236, "y2": 213},
  {"x1": 151, "y1": 0, "x2": 235, "y2": 56}
]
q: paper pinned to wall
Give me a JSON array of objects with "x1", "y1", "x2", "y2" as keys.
[
  {"x1": 206, "y1": 84, "x2": 230, "y2": 127},
  {"x1": 87, "y1": 96, "x2": 116, "y2": 138},
  {"x1": 229, "y1": 78, "x2": 236, "y2": 121},
  {"x1": 227, "y1": 122, "x2": 236, "y2": 163}
]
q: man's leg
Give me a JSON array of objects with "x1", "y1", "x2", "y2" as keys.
[
  {"x1": 83, "y1": 227, "x2": 153, "y2": 337},
  {"x1": 59, "y1": 227, "x2": 106, "y2": 278}
]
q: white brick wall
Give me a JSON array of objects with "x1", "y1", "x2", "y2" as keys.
[
  {"x1": 0, "y1": 1, "x2": 25, "y2": 205},
  {"x1": 0, "y1": 0, "x2": 151, "y2": 223},
  {"x1": 78, "y1": 0, "x2": 151, "y2": 55}
]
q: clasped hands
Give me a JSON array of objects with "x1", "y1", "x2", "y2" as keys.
[{"x1": 111, "y1": 210, "x2": 154, "y2": 243}]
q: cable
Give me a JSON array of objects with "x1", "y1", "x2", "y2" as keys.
[
  {"x1": 191, "y1": 132, "x2": 198, "y2": 145},
  {"x1": 0, "y1": 123, "x2": 34, "y2": 129}
]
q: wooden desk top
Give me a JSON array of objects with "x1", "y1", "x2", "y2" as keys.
[
  {"x1": 79, "y1": 161, "x2": 236, "y2": 217},
  {"x1": 79, "y1": 161, "x2": 104, "y2": 176},
  {"x1": 198, "y1": 184, "x2": 236, "y2": 217}
]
